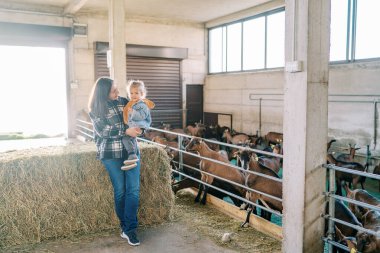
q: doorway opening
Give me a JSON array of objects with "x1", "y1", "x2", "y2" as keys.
[{"x1": 0, "y1": 45, "x2": 68, "y2": 151}]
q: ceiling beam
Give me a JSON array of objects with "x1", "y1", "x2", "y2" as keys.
[{"x1": 63, "y1": 0, "x2": 88, "y2": 14}]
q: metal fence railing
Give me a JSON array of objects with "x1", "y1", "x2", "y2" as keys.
[
  {"x1": 322, "y1": 163, "x2": 380, "y2": 253},
  {"x1": 75, "y1": 118, "x2": 380, "y2": 252}
]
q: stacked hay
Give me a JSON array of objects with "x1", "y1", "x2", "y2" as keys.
[{"x1": 0, "y1": 142, "x2": 174, "y2": 248}]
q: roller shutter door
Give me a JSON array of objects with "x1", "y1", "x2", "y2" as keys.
[{"x1": 94, "y1": 54, "x2": 182, "y2": 128}]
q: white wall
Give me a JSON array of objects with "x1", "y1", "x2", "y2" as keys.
[{"x1": 204, "y1": 62, "x2": 380, "y2": 157}]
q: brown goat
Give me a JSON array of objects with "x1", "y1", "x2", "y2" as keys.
[
  {"x1": 186, "y1": 122, "x2": 206, "y2": 137},
  {"x1": 337, "y1": 144, "x2": 360, "y2": 162},
  {"x1": 185, "y1": 137, "x2": 246, "y2": 205},
  {"x1": 356, "y1": 210, "x2": 380, "y2": 253},
  {"x1": 326, "y1": 154, "x2": 366, "y2": 195},
  {"x1": 257, "y1": 145, "x2": 282, "y2": 175},
  {"x1": 162, "y1": 124, "x2": 186, "y2": 141},
  {"x1": 325, "y1": 200, "x2": 362, "y2": 240},
  {"x1": 334, "y1": 226, "x2": 357, "y2": 253},
  {"x1": 222, "y1": 129, "x2": 250, "y2": 145},
  {"x1": 242, "y1": 156, "x2": 282, "y2": 225},
  {"x1": 345, "y1": 184, "x2": 380, "y2": 222},
  {"x1": 204, "y1": 138, "x2": 220, "y2": 151},
  {"x1": 144, "y1": 129, "x2": 165, "y2": 140},
  {"x1": 152, "y1": 136, "x2": 178, "y2": 157},
  {"x1": 264, "y1": 132, "x2": 283, "y2": 145}
]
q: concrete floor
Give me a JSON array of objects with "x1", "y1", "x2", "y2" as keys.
[{"x1": 5, "y1": 222, "x2": 237, "y2": 253}]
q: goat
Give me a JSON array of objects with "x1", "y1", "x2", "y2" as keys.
[
  {"x1": 325, "y1": 200, "x2": 362, "y2": 239},
  {"x1": 356, "y1": 210, "x2": 380, "y2": 253},
  {"x1": 204, "y1": 124, "x2": 221, "y2": 140},
  {"x1": 236, "y1": 149, "x2": 252, "y2": 171},
  {"x1": 152, "y1": 136, "x2": 178, "y2": 157},
  {"x1": 334, "y1": 226, "x2": 357, "y2": 253},
  {"x1": 242, "y1": 155, "x2": 282, "y2": 225},
  {"x1": 264, "y1": 132, "x2": 283, "y2": 145},
  {"x1": 344, "y1": 183, "x2": 380, "y2": 223},
  {"x1": 222, "y1": 129, "x2": 250, "y2": 145},
  {"x1": 162, "y1": 123, "x2": 185, "y2": 141},
  {"x1": 185, "y1": 137, "x2": 246, "y2": 206},
  {"x1": 257, "y1": 144, "x2": 282, "y2": 175},
  {"x1": 204, "y1": 138, "x2": 220, "y2": 152},
  {"x1": 336, "y1": 144, "x2": 360, "y2": 162},
  {"x1": 171, "y1": 150, "x2": 201, "y2": 194},
  {"x1": 326, "y1": 154, "x2": 367, "y2": 195},
  {"x1": 186, "y1": 122, "x2": 206, "y2": 137},
  {"x1": 144, "y1": 129, "x2": 165, "y2": 140}
]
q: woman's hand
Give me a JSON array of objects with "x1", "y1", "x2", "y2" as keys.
[{"x1": 126, "y1": 127, "x2": 142, "y2": 137}]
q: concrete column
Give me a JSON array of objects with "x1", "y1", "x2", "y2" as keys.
[
  {"x1": 108, "y1": 0, "x2": 126, "y2": 89},
  {"x1": 282, "y1": 1, "x2": 330, "y2": 252}
]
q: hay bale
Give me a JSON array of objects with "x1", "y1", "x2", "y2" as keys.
[{"x1": 0, "y1": 142, "x2": 174, "y2": 248}]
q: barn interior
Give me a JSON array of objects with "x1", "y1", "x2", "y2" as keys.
[{"x1": 1, "y1": 0, "x2": 380, "y2": 252}]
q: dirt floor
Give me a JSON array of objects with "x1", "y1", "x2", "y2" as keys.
[{"x1": 3, "y1": 190, "x2": 281, "y2": 253}]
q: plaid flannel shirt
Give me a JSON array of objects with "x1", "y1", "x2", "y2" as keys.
[{"x1": 89, "y1": 96, "x2": 128, "y2": 160}]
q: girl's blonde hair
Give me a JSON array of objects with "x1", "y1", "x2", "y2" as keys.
[{"x1": 126, "y1": 80, "x2": 147, "y2": 99}]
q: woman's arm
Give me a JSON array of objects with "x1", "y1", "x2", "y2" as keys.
[{"x1": 90, "y1": 113, "x2": 124, "y2": 139}]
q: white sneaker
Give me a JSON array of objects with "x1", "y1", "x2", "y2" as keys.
[
  {"x1": 121, "y1": 231, "x2": 140, "y2": 246},
  {"x1": 121, "y1": 163, "x2": 137, "y2": 171}
]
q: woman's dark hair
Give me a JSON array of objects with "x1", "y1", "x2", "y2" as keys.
[{"x1": 88, "y1": 77, "x2": 113, "y2": 117}]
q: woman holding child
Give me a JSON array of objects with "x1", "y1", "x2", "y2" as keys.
[{"x1": 88, "y1": 77, "x2": 148, "y2": 246}]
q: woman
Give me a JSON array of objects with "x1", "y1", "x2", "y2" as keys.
[{"x1": 88, "y1": 77, "x2": 141, "y2": 246}]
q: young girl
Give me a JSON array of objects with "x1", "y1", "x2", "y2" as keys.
[{"x1": 121, "y1": 80, "x2": 155, "y2": 170}]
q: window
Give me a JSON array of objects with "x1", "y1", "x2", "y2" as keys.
[
  {"x1": 209, "y1": 27, "x2": 224, "y2": 73},
  {"x1": 330, "y1": 0, "x2": 380, "y2": 62},
  {"x1": 226, "y1": 23, "x2": 242, "y2": 71},
  {"x1": 266, "y1": 11, "x2": 285, "y2": 68},
  {"x1": 243, "y1": 17, "x2": 265, "y2": 70},
  {"x1": 355, "y1": 0, "x2": 380, "y2": 60},
  {"x1": 208, "y1": 8, "x2": 285, "y2": 74}
]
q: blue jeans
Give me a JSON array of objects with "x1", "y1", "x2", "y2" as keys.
[{"x1": 101, "y1": 153, "x2": 140, "y2": 234}]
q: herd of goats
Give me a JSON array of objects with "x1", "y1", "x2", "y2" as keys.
[{"x1": 141, "y1": 122, "x2": 380, "y2": 253}]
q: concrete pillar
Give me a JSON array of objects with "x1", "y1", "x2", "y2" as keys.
[
  {"x1": 108, "y1": 0, "x2": 126, "y2": 89},
  {"x1": 282, "y1": 1, "x2": 330, "y2": 252}
]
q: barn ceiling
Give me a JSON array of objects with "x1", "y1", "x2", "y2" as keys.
[{"x1": 0, "y1": 0, "x2": 271, "y2": 23}]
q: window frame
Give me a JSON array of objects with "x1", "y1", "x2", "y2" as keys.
[
  {"x1": 330, "y1": 0, "x2": 380, "y2": 64},
  {"x1": 207, "y1": 7, "x2": 285, "y2": 74}
]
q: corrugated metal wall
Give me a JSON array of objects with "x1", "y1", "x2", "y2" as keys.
[{"x1": 94, "y1": 54, "x2": 182, "y2": 128}]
